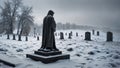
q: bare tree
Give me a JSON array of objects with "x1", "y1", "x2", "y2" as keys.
[
  {"x1": 17, "y1": 6, "x2": 34, "y2": 36},
  {"x1": 0, "y1": 1, "x2": 11, "y2": 33},
  {"x1": 0, "y1": 0, "x2": 22, "y2": 34}
]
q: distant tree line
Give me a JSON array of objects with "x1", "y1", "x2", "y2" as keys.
[
  {"x1": 56, "y1": 22, "x2": 98, "y2": 30},
  {"x1": 0, "y1": 0, "x2": 34, "y2": 36},
  {"x1": 32, "y1": 22, "x2": 99, "y2": 34}
]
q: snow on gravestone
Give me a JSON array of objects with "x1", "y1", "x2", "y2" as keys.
[
  {"x1": 107, "y1": 32, "x2": 113, "y2": 42},
  {"x1": 85, "y1": 32, "x2": 91, "y2": 41},
  {"x1": 60, "y1": 32, "x2": 64, "y2": 39}
]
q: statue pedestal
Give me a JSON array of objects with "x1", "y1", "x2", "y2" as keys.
[
  {"x1": 34, "y1": 51, "x2": 62, "y2": 56},
  {"x1": 26, "y1": 51, "x2": 70, "y2": 64}
]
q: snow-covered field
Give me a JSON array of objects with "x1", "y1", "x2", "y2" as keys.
[{"x1": 0, "y1": 30, "x2": 120, "y2": 68}]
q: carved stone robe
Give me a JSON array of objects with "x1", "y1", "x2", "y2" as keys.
[{"x1": 41, "y1": 15, "x2": 56, "y2": 50}]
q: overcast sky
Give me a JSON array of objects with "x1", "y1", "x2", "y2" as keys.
[{"x1": 1, "y1": 0, "x2": 120, "y2": 29}]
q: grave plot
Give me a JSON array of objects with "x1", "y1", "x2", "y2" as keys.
[{"x1": 0, "y1": 30, "x2": 119, "y2": 68}]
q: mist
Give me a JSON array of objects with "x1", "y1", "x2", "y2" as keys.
[{"x1": 1, "y1": 0, "x2": 120, "y2": 29}]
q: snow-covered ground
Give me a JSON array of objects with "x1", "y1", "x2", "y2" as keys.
[{"x1": 0, "y1": 29, "x2": 120, "y2": 68}]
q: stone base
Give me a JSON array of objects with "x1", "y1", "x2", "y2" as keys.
[
  {"x1": 0, "y1": 54, "x2": 23, "y2": 67},
  {"x1": 34, "y1": 51, "x2": 62, "y2": 56},
  {"x1": 26, "y1": 54, "x2": 70, "y2": 63},
  {"x1": 0, "y1": 59, "x2": 16, "y2": 67},
  {"x1": 26, "y1": 51, "x2": 70, "y2": 64}
]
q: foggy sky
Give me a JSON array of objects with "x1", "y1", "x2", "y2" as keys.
[{"x1": 1, "y1": 0, "x2": 120, "y2": 29}]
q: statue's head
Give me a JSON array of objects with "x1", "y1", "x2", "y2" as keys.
[{"x1": 47, "y1": 10, "x2": 54, "y2": 16}]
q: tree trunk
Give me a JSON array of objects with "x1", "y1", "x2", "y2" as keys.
[{"x1": 17, "y1": 22, "x2": 20, "y2": 35}]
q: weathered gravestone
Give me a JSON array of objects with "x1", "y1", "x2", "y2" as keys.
[
  {"x1": 70, "y1": 31, "x2": 73, "y2": 36},
  {"x1": 92, "y1": 30, "x2": 95, "y2": 35},
  {"x1": 18, "y1": 35, "x2": 22, "y2": 41},
  {"x1": 85, "y1": 32, "x2": 91, "y2": 41},
  {"x1": 34, "y1": 28, "x2": 36, "y2": 38},
  {"x1": 26, "y1": 10, "x2": 70, "y2": 64},
  {"x1": 76, "y1": 32, "x2": 78, "y2": 37},
  {"x1": 97, "y1": 31, "x2": 99, "y2": 36},
  {"x1": 37, "y1": 36, "x2": 39, "y2": 41},
  {"x1": 7, "y1": 34, "x2": 10, "y2": 39},
  {"x1": 65, "y1": 33, "x2": 67, "y2": 36},
  {"x1": 25, "y1": 36, "x2": 28, "y2": 41},
  {"x1": 106, "y1": 32, "x2": 113, "y2": 42},
  {"x1": 13, "y1": 34, "x2": 16, "y2": 40},
  {"x1": 60, "y1": 32, "x2": 64, "y2": 39},
  {"x1": 68, "y1": 33, "x2": 72, "y2": 39}
]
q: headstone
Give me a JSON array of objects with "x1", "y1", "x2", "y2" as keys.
[
  {"x1": 97, "y1": 31, "x2": 99, "y2": 36},
  {"x1": 37, "y1": 36, "x2": 39, "y2": 41},
  {"x1": 68, "y1": 33, "x2": 72, "y2": 39},
  {"x1": 85, "y1": 32, "x2": 91, "y2": 41},
  {"x1": 26, "y1": 10, "x2": 70, "y2": 63},
  {"x1": 60, "y1": 32, "x2": 64, "y2": 39},
  {"x1": 13, "y1": 34, "x2": 16, "y2": 40},
  {"x1": 65, "y1": 33, "x2": 67, "y2": 36},
  {"x1": 70, "y1": 31, "x2": 72, "y2": 36},
  {"x1": 54, "y1": 33, "x2": 57, "y2": 36},
  {"x1": 18, "y1": 35, "x2": 22, "y2": 41},
  {"x1": 34, "y1": 28, "x2": 36, "y2": 38},
  {"x1": 58, "y1": 33, "x2": 60, "y2": 36},
  {"x1": 92, "y1": 30, "x2": 95, "y2": 35},
  {"x1": 76, "y1": 32, "x2": 78, "y2": 37},
  {"x1": 107, "y1": 32, "x2": 113, "y2": 42},
  {"x1": 7, "y1": 34, "x2": 10, "y2": 39},
  {"x1": 25, "y1": 36, "x2": 28, "y2": 41}
]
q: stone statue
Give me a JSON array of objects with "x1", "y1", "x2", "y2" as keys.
[{"x1": 39, "y1": 10, "x2": 58, "y2": 52}]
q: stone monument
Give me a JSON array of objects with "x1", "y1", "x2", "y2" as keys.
[
  {"x1": 106, "y1": 32, "x2": 113, "y2": 42},
  {"x1": 13, "y1": 34, "x2": 16, "y2": 40},
  {"x1": 60, "y1": 32, "x2": 64, "y2": 39},
  {"x1": 76, "y1": 32, "x2": 78, "y2": 37},
  {"x1": 26, "y1": 10, "x2": 70, "y2": 63},
  {"x1": 97, "y1": 31, "x2": 99, "y2": 36},
  {"x1": 85, "y1": 32, "x2": 91, "y2": 41},
  {"x1": 25, "y1": 36, "x2": 28, "y2": 41},
  {"x1": 7, "y1": 34, "x2": 10, "y2": 39},
  {"x1": 68, "y1": 33, "x2": 72, "y2": 39},
  {"x1": 37, "y1": 36, "x2": 39, "y2": 41}
]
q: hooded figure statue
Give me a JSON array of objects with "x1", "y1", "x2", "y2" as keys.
[{"x1": 39, "y1": 10, "x2": 58, "y2": 52}]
